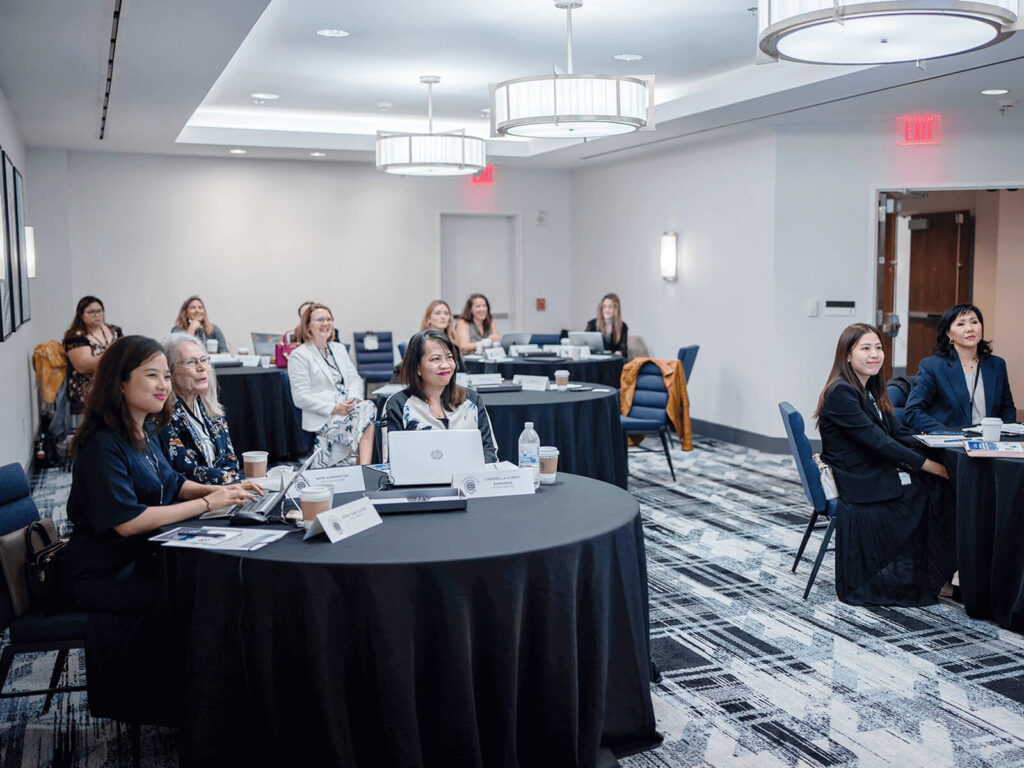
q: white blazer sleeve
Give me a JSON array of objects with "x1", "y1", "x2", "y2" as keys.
[
  {"x1": 335, "y1": 343, "x2": 364, "y2": 400},
  {"x1": 288, "y1": 346, "x2": 336, "y2": 418}
]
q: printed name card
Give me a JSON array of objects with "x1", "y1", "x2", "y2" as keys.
[
  {"x1": 304, "y1": 497, "x2": 383, "y2": 543},
  {"x1": 452, "y1": 468, "x2": 536, "y2": 498},
  {"x1": 465, "y1": 373, "x2": 503, "y2": 386},
  {"x1": 484, "y1": 347, "x2": 508, "y2": 361},
  {"x1": 287, "y1": 466, "x2": 366, "y2": 498},
  {"x1": 512, "y1": 374, "x2": 549, "y2": 392}
]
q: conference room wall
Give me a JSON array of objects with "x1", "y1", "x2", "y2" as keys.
[
  {"x1": 25, "y1": 149, "x2": 572, "y2": 358},
  {"x1": 0, "y1": 87, "x2": 33, "y2": 468}
]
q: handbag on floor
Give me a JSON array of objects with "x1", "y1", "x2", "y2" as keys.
[
  {"x1": 24, "y1": 519, "x2": 69, "y2": 610},
  {"x1": 813, "y1": 453, "x2": 839, "y2": 501}
]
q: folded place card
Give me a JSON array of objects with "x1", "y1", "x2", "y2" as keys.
[
  {"x1": 304, "y1": 496, "x2": 383, "y2": 542},
  {"x1": 512, "y1": 374, "x2": 549, "y2": 392},
  {"x1": 287, "y1": 466, "x2": 365, "y2": 498},
  {"x1": 466, "y1": 373, "x2": 503, "y2": 386},
  {"x1": 238, "y1": 355, "x2": 261, "y2": 367},
  {"x1": 452, "y1": 467, "x2": 536, "y2": 498}
]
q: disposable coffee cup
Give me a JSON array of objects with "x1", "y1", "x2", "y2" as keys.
[
  {"x1": 237, "y1": 346, "x2": 250, "y2": 355},
  {"x1": 206, "y1": 339, "x2": 219, "y2": 354},
  {"x1": 539, "y1": 446, "x2": 559, "y2": 484},
  {"x1": 981, "y1": 417, "x2": 1003, "y2": 442},
  {"x1": 554, "y1": 369, "x2": 570, "y2": 390},
  {"x1": 242, "y1": 450, "x2": 268, "y2": 478},
  {"x1": 299, "y1": 485, "x2": 333, "y2": 521}
]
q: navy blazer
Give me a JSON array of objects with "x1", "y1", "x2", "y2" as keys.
[{"x1": 904, "y1": 354, "x2": 1016, "y2": 433}]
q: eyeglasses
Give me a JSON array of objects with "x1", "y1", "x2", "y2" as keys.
[
  {"x1": 313, "y1": 317, "x2": 334, "y2": 325},
  {"x1": 179, "y1": 356, "x2": 211, "y2": 368},
  {"x1": 83, "y1": 309, "x2": 104, "y2": 316}
]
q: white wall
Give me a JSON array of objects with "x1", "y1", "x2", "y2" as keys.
[
  {"x1": 0, "y1": 87, "x2": 32, "y2": 469},
  {"x1": 30, "y1": 152, "x2": 571, "y2": 352}
]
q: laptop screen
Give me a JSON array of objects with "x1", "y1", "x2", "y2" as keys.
[{"x1": 387, "y1": 430, "x2": 485, "y2": 486}]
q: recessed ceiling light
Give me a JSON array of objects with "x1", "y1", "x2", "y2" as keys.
[
  {"x1": 316, "y1": 28, "x2": 350, "y2": 38},
  {"x1": 377, "y1": 102, "x2": 393, "y2": 112},
  {"x1": 612, "y1": 53, "x2": 643, "y2": 62},
  {"x1": 310, "y1": 152, "x2": 327, "y2": 158},
  {"x1": 229, "y1": 149, "x2": 247, "y2": 155},
  {"x1": 982, "y1": 88, "x2": 1010, "y2": 95},
  {"x1": 250, "y1": 92, "x2": 279, "y2": 100},
  {"x1": 480, "y1": 107, "x2": 491, "y2": 118}
]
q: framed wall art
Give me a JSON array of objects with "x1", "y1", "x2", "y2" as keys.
[{"x1": 2, "y1": 152, "x2": 22, "y2": 329}]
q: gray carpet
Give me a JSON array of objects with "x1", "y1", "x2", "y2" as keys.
[{"x1": 3, "y1": 437, "x2": 1023, "y2": 767}]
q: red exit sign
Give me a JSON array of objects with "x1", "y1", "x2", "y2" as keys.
[
  {"x1": 471, "y1": 164, "x2": 496, "y2": 185},
  {"x1": 897, "y1": 114, "x2": 941, "y2": 145}
]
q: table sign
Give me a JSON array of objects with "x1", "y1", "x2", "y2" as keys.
[
  {"x1": 963, "y1": 441, "x2": 1024, "y2": 458},
  {"x1": 512, "y1": 374, "x2": 549, "y2": 392},
  {"x1": 238, "y1": 355, "x2": 261, "y2": 367},
  {"x1": 453, "y1": 467, "x2": 535, "y2": 498},
  {"x1": 484, "y1": 347, "x2": 509, "y2": 362},
  {"x1": 287, "y1": 466, "x2": 366, "y2": 497},
  {"x1": 304, "y1": 497, "x2": 383, "y2": 542},
  {"x1": 509, "y1": 344, "x2": 540, "y2": 356},
  {"x1": 466, "y1": 373, "x2": 503, "y2": 386}
]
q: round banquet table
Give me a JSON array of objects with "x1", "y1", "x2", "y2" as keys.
[
  {"x1": 167, "y1": 470, "x2": 661, "y2": 767},
  {"x1": 463, "y1": 355, "x2": 624, "y2": 388},
  {"x1": 940, "y1": 442, "x2": 1024, "y2": 632},
  {"x1": 216, "y1": 365, "x2": 311, "y2": 459}
]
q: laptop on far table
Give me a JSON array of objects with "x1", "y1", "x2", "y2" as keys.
[
  {"x1": 250, "y1": 332, "x2": 280, "y2": 357},
  {"x1": 568, "y1": 331, "x2": 605, "y2": 354}
]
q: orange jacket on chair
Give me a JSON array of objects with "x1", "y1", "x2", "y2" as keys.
[
  {"x1": 33, "y1": 340, "x2": 68, "y2": 404},
  {"x1": 620, "y1": 357, "x2": 693, "y2": 451}
]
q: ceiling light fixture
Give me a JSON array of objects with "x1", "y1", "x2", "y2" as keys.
[
  {"x1": 316, "y1": 28, "x2": 350, "y2": 38},
  {"x1": 612, "y1": 53, "x2": 643, "y2": 62},
  {"x1": 229, "y1": 149, "x2": 247, "y2": 155},
  {"x1": 982, "y1": 88, "x2": 1010, "y2": 95},
  {"x1": 376, "y1": 75, "x2": 486, "y2": 176},
  {"x1": 310, "y1": 151, "x2": 327, "y2": 157},
  {"x1": 758, "y1": 1, "x2": 1019, "y2": 65},
  {"x1": 250, "y1": 92, "x2": 279, "y2": 100},
  {"x1": 491, "y1": 0, "x2": 654, "y2": 138}
]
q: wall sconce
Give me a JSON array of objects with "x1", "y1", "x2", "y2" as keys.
[
  {"x1": 660, "y1": 232, "x2": 677, "y2": 281},
  {"x1": 25, "y1": 225, "x2": 36, "y2": 278}
]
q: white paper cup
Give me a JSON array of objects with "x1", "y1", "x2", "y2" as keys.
[
  {"x1": 554, "y1": 369, "x2": 570, "y2": 390},
  {"x1": 539, "y1": 446, "x2": 559, "y2": 484},
  {"x1": 981, "y1": 417, "x2": 1003, "y2": 442},
  {"x1": 299, "y1": 485, "x2": 333, "y2": 521},
  {"x1": 242, "y1": 450, "x2": 268, "y2": 478},
  {"x1": 237, "y1": 346, "x2": 250, "y2": 355},
  {"x1": 206, "y1": 339, "x2": 219, "y2": 354}
]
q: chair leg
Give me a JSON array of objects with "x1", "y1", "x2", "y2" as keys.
[
  {"x1": 0, "y1": 645, "x2": 14, "y2": 694},
  {"x1": 791, "y1": 509, "x2": 823, "y2": 573},
  {"x1": 130, "y1": 723, "x2": 141, "y2": 768},
  {"x1": 41, "y1": 648, "x2": 70, "y2": 714},
  {"x1": 659, "y1": 427, "x2": 676, "y2": 481},
  {"x1": 803, "y1": 517, "x2": 837, "y2": 600}
]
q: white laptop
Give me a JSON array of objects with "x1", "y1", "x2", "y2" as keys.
[
  {"x1": 387, "y1": 429, "x2": 485, "y2": 486},
  {"x1": 568, "y1": 331, "x2": 605, "y2": 354}
]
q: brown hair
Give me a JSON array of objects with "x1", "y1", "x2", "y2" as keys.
[
  {"x1": 298, "y1": 303, "x2": 333, "y2": 345},
  {"x1": 174, "y1": 295, "x2": 213, "y2": 337},
  {"x1": 63, "y1": 295, "x2": 104, "y2": 344},
  {"x1": 814, "y1": 323, "x2": 892, "y2": 426},
  {"x1": 595, "y1": 293, "x2": 624, "y2": 346},
  {"x1": 420, "y1": 300, "x2": 456, "y2": 343},
  {"x1": 72, "y1": 335, "x2": 173, "y2": 455},
  {"x1": 459, "y1": 293, "x2": 493, "y2": 337},
  {"x1": 399, "y1": 329, "x2": 466, "y2": 411}
]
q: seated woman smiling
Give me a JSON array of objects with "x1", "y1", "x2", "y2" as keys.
[
  {"x1": 159, "y1": 333, "x2": 241, "y2": 484},
  {"x1": 384, "y1": 329, "x2": 498, "y2": 463}
]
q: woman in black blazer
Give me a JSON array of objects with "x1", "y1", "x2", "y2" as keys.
[
  {"x1": 584, "y1": 293, "x2": 628, "y2": 356},
  {"x1": 815, "y1": 323, "x2": 955, "y2": 606}
]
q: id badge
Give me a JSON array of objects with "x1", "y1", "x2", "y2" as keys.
[{"x1": 898, "y1": 471, "x2": 912, "y2": 486}]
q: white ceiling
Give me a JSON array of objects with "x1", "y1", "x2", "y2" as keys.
[{"x1": 0, "y1": 0, "x2": 1022, "y2": 169}]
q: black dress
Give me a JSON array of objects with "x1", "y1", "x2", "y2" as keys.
[
  {"x1": 585, "y1": 318, "x2": 628, "y2": 356},
  {"x1": 64, "y1": 426, "x2": 187, "y2": 724},
  {"x1": 818, "y1": 381, "x2": 956, "y2": 606}
]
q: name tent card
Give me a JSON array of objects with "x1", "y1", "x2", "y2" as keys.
[
  {"x1": 512, "y1": 374, "x2": 549, "y2": 392},
  {"x1": 452, "y1": 468, "x2": 535, "y2": 498},
  {"x1": 304, "y1": 496, "x2": 383, "y2": 543}
]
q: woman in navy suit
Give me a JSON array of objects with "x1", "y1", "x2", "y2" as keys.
[
  {"x1": 816, "y1": 324, "x2": 955, "y2": 605},
  {"x1": 904, "y1": 304, "x2": 1016, "y2": 433}
]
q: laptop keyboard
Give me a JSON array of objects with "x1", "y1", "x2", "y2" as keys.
[{"x1": 227, "y1": 490, "x2": 282, "y2": 517}]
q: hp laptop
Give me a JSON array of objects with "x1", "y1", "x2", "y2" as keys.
[
  {"x1": 568, "y1": 331, "x2": 605, "y2": 354},
  {"x1": 500, "y1": 332, "x2": 532, "y2": 352},
  {"x1": 387, "y1": 430, "x2": 485, "y2": 486}
]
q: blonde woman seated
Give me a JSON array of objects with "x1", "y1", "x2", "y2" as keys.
[
  {"x1": 158, "y1": 334, "x2": 241, "y2": 484},
  {"x1": 420, "y1": 299, "x2": 463, "y2": 370},
  {"x1": 171, "y1": 295, "x2": 228, "y2": 352},
  {"x1": 384, "y1": 329, "x2": 498, "y2": 463},
  {"x1": 455, "y1": 293, "x2": 501, "y2": 354},
  {"x1": 288, "y1": 303, "x2": 375, "y2": 467}
]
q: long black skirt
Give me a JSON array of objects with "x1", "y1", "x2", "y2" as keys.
[{"x1": 835, "y1": 472, "x2": 956, "y2": 607}]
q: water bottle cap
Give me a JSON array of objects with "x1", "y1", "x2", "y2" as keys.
[{"x1": 524, "y1": 421, "x2": 533, "y2": 429}]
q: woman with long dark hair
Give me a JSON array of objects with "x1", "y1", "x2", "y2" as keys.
[
  {"x1": 384, "y1": 329, "x2": 498, "y2": 462},
  {"x1": 63, "y1": 335, "x2": 260, "y2": 724},
  {"x1": 904, "y1": 303, "x2": 1016, "y2": 433},
  {"x1": 815, "y1": 323, "x2": 954, "y2": 605},
  {"x1": 455, "y1": 293, "x2": 501, "y2": 354},
  {"x1": 585, "y1": 292, "x2": 628, "y2": 356},
  {"x1": 62, "y1": 295, "x2": 124, "y2": 405}
]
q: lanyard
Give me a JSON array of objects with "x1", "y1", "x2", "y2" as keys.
[{"x1": 967, "y1": 368, "x2": 981, "y2": 422}]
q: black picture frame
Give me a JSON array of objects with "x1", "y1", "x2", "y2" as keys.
[
  {"x1": 0, "y1": 147, "x2": 12, "y2": 342},
  {"x1": 13, "y1": 166, "x2": 29, "y2": 323},
  {"x1": 2, "y1": 153, "x2": 21, "y2": 329}
]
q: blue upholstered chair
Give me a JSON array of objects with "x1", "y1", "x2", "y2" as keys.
[
  {"x1": 778, "y1": 402, "x2": 838, "y2": 600},
  {"x1": 352, "y1": 332, "x2": 395, "y2": 383},
  {"x1": 279, "y1": 369, "x2": 314, "y2": 455},
  {"x1": 886, "y1": 375, "x2": 915, "y2": 425},
  {"x1": 0, "y1": 462, "x2": 87, "y2": 713},
  {"x1": 397, "y1": 342, "x2": 407, "y2": 360},
  {"x1": 529, "y1": 334, "x2": 561, "y2": 347},
  {"x1": 676, "y1": 345, "x2": 699, "y2": 383},
  {"x1": 621, "y1": 362, "x2": 676, "y2": 481}
]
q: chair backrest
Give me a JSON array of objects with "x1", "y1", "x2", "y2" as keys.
[
  {"x1": 0, "y1": 463, "x2": 43, "y2": 627},
  {"x1": 627, "y1": 362, "x2": 670, "y2": 426},
  {"x1": 676, "y1": 345, "x2": 699, "y2": 383},
  {"x1": 278, "y1": 370, "x2": 313, "y2": 451},
  {"x1": 352, "y1": 332, "x2": 395, "y2": 378},
  {"x1": 778, "y1": 402, "x2": 827, "y2": 512},
  {"x1": 626, "y1": 334, "x2": 648, "y2": 361},
  {"x1": 397, "y1": 342, "x2": 407, "y2": 360},
  {"x1": 886, "y1": 375, "x2": 915, "y2": 424},
  {"x1": 529, "y1": 334, "x2": 561, "y2": 347}
]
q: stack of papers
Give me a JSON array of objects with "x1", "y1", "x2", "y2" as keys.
[
  {"x1": 914, "y1": 434, "x2": 965, "y2": 448},
  {"x1": 150, "y1": 527, "x2": 291, "y2": 550},
  {"x1": 962, "y1": 441, "x2": 1024, "y2": 458}
]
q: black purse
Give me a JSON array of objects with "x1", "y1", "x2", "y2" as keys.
[{"x1": 24, "y1": 519, "x2": 69, "y2": 610}]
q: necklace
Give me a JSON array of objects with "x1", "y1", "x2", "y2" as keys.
[
  {"x1": 142, "y1": 442, "x2": 166, "y2": 500},
  {"x1": 960, "y1": 355, "x2": 979, "y2": 371},
  {"x1": 87, "y1": 324, "x2": 110, "y2": 347}
]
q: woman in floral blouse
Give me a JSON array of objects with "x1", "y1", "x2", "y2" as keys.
[
  {"x1": 63, "y1": 295, "x2": 124, "y2": 405},
  {"x1": 157, "y1": 334, "x2": 241, "y2": 484}
]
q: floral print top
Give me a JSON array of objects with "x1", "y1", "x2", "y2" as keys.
[{"x1": 158, "y1": 397, "x2": 241, "y2": 485}]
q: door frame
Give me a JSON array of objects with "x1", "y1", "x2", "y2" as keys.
[{"x1": 436, "y1": 211, "x2": 523, "y2": 329}]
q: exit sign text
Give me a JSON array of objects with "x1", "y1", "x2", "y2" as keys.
[{"x1": 897, "y1": 114, "x2": 941, "y2": 145}]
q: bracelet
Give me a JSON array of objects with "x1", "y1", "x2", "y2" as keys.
[{"x1": 201, "y1": 496, "x2": 211, "y2": 512}]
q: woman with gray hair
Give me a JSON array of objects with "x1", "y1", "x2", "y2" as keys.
[{"x1": 157, "y1": 333, "x2": 241, "y2": 484}]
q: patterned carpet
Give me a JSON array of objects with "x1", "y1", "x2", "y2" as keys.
[{"x1": 2, "y1": 437, "x2": 1023, "y2": 767}]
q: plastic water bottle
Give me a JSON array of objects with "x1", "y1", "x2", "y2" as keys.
[{"x1": 518, "y1": 421, "x2": 541, "y2": 489}]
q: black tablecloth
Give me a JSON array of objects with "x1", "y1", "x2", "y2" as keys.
[
  {"x1": 216, "y1": 366, "x2": 310, "y2": 460},
  {"x1": 464, "y1": 356, "x2": 624, "y2": 388},
  {"x1": 942, "y1": 445, "x2": 1024, "y2": 632},
  {"x1": 169, "y1": 471, "x2": 661, "y2": 767}
]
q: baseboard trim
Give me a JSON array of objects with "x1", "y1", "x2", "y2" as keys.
[{"x1": 690, "y1": 418, "x2": 821, "y2": 455}]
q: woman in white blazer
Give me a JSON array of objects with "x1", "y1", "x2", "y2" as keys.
[{"x1": 287, "y1": 303, "x2": 376, "y2": 467}]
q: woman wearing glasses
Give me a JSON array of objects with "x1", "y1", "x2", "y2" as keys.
[
  {"x1": 158, "y1": 334, "x2": 241, "y2": 484},
  {"x1": 62, "y1": 295, "x2": 124, "y2": 405},
  {"x1": 287, "y1": 303, "x2": 376, "y2": 467}
]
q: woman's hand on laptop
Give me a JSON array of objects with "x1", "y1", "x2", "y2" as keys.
[{"x1": 203, "y1": 482, "x2": 263, "y2": 512}]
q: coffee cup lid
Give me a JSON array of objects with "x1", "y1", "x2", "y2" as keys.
[
  {"x1": 539, "y1": 446, "x2": 559, "y2": 456},
  {"x1": 242, "y1": 450, "x2": 269, "y2": 460},
  {"x1": 980, "y1": 417, "x2": 1002, "y2": 424},
  {"x1": 299, "y1": 484, "x2": 333, "y2": 501}
]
